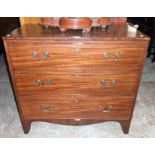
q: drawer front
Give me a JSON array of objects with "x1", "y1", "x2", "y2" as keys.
[
  {"x1": 19, "y1": 97, "x2": 133, "y2": 120},
  {"x1": 14, "y1": 71, "x2": 140, "y2": 97},
  {"x1": 9, "y1": 44, "x2": 145, "y2": 69}
]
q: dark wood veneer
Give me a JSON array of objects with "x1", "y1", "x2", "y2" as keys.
[{"x1": 3, "y1": 21, "x2": 150, "y2": 134}]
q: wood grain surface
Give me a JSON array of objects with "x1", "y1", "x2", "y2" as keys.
[{"x1": 2, "y1": 20, "x2": 150, "y2": 134}]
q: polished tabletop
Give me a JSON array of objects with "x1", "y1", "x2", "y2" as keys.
[{"x1": 3, "y1": 23, "x2": 150, "y2": 41}]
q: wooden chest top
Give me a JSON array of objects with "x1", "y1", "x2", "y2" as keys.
[{"x1": 3, "y1": 23, "x2": 150, "y2": 41}]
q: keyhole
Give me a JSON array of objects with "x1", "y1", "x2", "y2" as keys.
[{"x1": 75, "y1": 99, "x2": 78, "y2": 103}]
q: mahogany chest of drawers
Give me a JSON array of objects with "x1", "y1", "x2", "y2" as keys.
[{"x1": 3, "y1": 24, "x2": 150, "y2": 134}]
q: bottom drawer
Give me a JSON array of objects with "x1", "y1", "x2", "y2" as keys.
[{"x1": 19, "y1": 97, "x2": 133, "y2": 120}]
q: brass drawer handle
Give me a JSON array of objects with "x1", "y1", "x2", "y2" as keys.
[
  {"x1": 111, "y1": 79, "x2": 117, "y2": 85},
  {"x1": 100, "y1": 79, "x2": 107, "y2": 85},
  {"x1": 32, "y1": 51, "x2": 49, "y2": 59},
  {"x1": 35, "y1": 80, "x2": 53, "y2": 86},
  {"x1": 43, "y1": 51, "x2": 49, "y2": 57},
  {"x1": 103, "y1": 52, "x2": 109, "y2": 59},
  {"x1": 35, "y1": 79, "x2": 41, "y2": 85},
  {"x1": 101, "y1": 80, "x2": 117, "y2": 86},
  {"x1": 40, "y1": 104, "x2": 53, "y2": 112},
  {"x1": 32, "y1": 51, "x2": 37, "y2": 57},
  {"x1": 99, "y1": 104, "x2": 112, "y2": 113},
  {"x1": 47, "y1": 80, "x2": 53, "y2": 85},
  {"x1": 115, "y1": 52, "x2": 121, "y2": 59}
]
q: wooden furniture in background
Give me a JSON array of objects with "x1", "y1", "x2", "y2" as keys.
[
  {"x1": 3, "y1": 18, "x2": 149, "y2": 134},
  {"x1": 20, "y1": 17, "x2": 41, "y2": 26},
  {"x1": 20, "y1": 17, "x2": 126, "y2": 26}
]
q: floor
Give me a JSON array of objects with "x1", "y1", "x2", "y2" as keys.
[{"x1": 0, "y1": 54, "x2": 155, "y2": 138}]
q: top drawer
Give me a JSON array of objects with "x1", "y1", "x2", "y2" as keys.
[{"x1": 8, "y1": 42, "x2": 146, "y2": 70}]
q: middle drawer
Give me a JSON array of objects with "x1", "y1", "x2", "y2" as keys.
[{"x1": 14, "y1": 70, "x2": 140, "y2": 98}]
